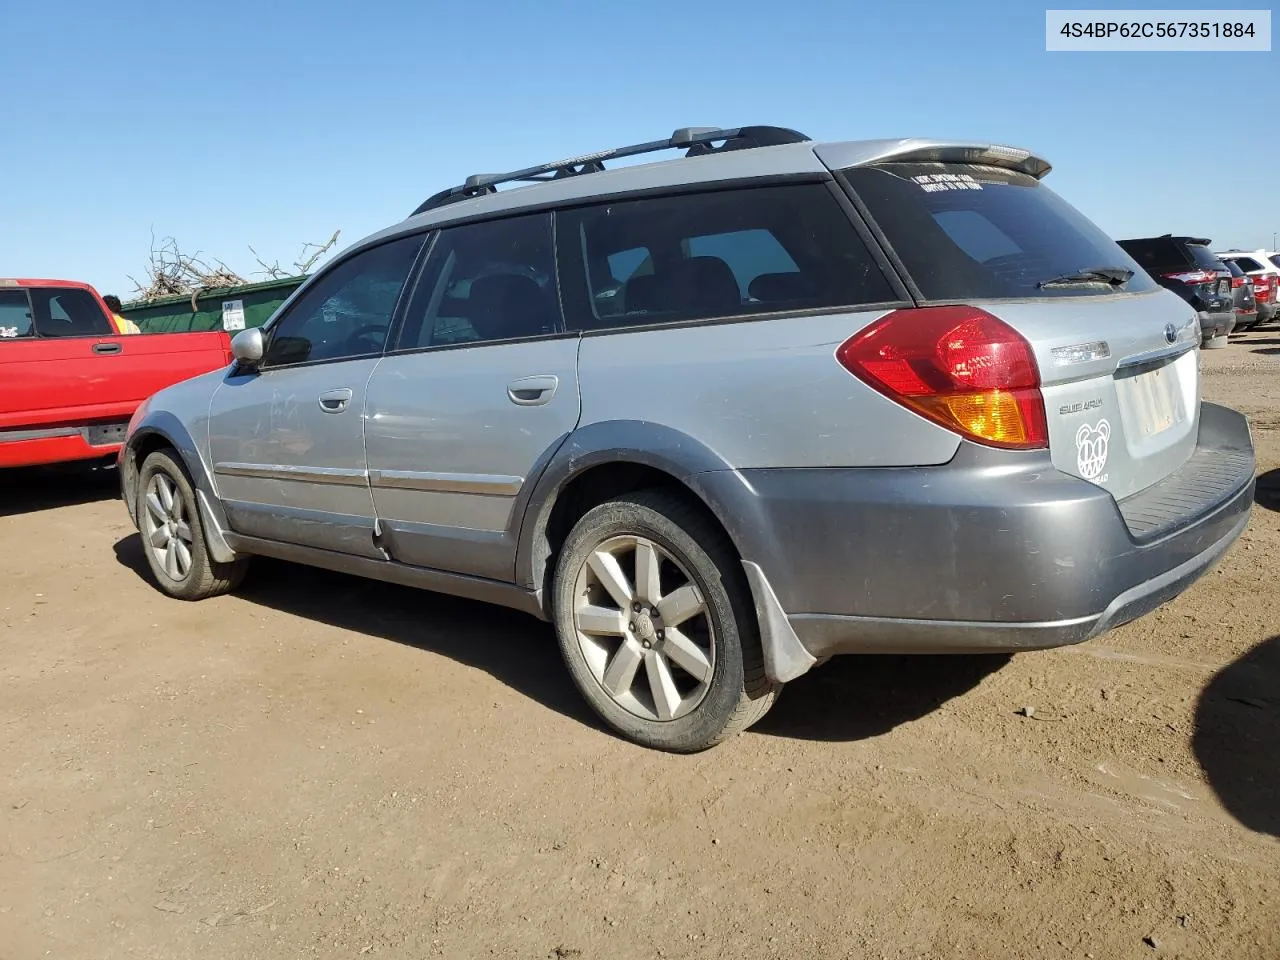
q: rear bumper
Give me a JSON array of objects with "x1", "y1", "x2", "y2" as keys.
[
  {"x1": 1197, "y1": 309, "x2": 1235, "y2": 339},
  {"x1": 0, "y1": 430, "x2": 123, "y2": 469},
  {"x1": 700, "y1": 403, "x2": 1255, "y2": 658}
]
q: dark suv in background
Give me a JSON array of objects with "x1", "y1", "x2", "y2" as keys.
[{"x1": 1117, "y1": 235, "x2": 1235, "y2": 347}]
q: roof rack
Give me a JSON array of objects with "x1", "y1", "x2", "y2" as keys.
[{"x1": 410, "y1": 125, "x2": 811, "y2": 216}]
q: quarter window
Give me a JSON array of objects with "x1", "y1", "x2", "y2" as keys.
[
  {"x1": 558, "y1": 184, "x2": 897, "y2": 330},
  {"x1": 0, "y1": 290, "x2": 34, "y2": 339},
  {"x1": 396, "y1": 213, "x2": 561, "y2": 350},
  {"x1": 262, "y1": 235, "x2": 424, "y2": 367}
]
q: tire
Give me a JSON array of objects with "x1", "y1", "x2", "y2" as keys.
[
  {"x1": 136, "y1": 448, "x2": 249, "y2": 600},
  {"x1": 552, "y1": 489, "x2": 778, "y2": 752}
]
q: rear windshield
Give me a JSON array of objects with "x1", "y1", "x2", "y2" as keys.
[
  {"x1": 1185, "y1": 244, "x2": 1224, "y2": 271},
  {"x1": 1117, "y1": 238, "x2": 1182, "y2": 270},
  {"x1": 1231, "y1": 256, "x2": 1265, "y2": 272},
  {"x1": 843, "y1": 162, "x2": 1157, "y2": 300},
  {"x1": 1270, "y1": 255, "x2": 1280, "y2": 270},
  {"x1": 1225, "y1": 260, "x2": 1245, "y2": 277}
]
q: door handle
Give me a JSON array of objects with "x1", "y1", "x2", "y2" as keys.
[
  {"x1": 507, "y1": 375, "x2": 559, "y2": 406},
  {"x1": 318, "y1": 388, "x2": 354, "y2": 413},
  {"x1": 93, "y1": 342, "x2": 122, "y2": 355}
]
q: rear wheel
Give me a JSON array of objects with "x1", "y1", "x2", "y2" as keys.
[
  {"x1": 552, "y1": 489, "x2": 778, "y2": 752},
  {"x1": 137, "y1": 448, "x2": 249, "y2": 600}
]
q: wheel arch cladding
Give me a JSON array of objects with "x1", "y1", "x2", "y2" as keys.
[
  {"x1": 124, "y1": 412, "x2": 238, "y2": 564},
  {"x1": 515, "y1": 421, "x2": 811, "y2": 684}
]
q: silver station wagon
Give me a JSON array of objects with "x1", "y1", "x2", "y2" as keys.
[{"x1": 119, "y1": 125, "x2": 1256, "y2": 751}]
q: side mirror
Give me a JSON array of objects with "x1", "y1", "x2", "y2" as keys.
[{"x1": 230, "y1": 327, "x2": 265, "y2": 371}]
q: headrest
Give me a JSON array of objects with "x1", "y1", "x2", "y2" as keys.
[{"x1": 467, "y1": 274, "x2": 553, "y2": 340}]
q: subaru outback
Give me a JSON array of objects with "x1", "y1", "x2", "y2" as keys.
[{"x1": 119, "y1": 126, "x2": 1256, "y2": 752}]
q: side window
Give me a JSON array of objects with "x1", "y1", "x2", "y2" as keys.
[
  {"x1": 0, "y1": 290, "x2": 34, "y2": 339},
  {"x1": 29, "y1": 288, "x2": 113, "y2": 337},
  {"x1": 558, "y1": 184, "x2": 896, "y2": 330},
  {"x1": 262, "y1": 234, "x2": 423, "y2": 367},
  {"x1": 396, "y1": 213, "x2": 560, "y2": 351}
]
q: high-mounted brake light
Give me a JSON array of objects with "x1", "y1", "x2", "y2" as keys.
[{"x1": 836, "y1": 306, "x2": 1048, "y2": 450}]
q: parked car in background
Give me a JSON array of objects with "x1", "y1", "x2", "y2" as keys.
[
  {"x1": 1215, "y1": 249, "x2": 1279, "y2": 324},
  {"x1": 1225, "y1": 260, "x2": 1258, "y2": 331},
  {"x1": 1116, "y1": 236, "x2": 1235, "y2": 347},
  {"x1": 118, "y1": 127, "x2": 1254, "y2": 752},
  {"x1": 0, "y1": 279, "x2": 234, "y2": 469}
]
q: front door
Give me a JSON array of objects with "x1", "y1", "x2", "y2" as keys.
[
  {"x1": 364, "y1": 213, "x2": 581, "y2": 581},
  {"x1": 207, "y1": 234, "x2": 425, "y2": 557}
]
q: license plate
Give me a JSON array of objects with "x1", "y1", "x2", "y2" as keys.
[
  {"x1": 1117, "y1": 364, "x2": 1184, "y2": 438},
  {"x1": 85, "y1": 422, "x2": 129, "y2": 446}
]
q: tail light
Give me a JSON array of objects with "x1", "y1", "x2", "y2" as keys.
[
  {"x1": 835, "y1": 306, "x2": 1048, "y2": 450},
  {"x1": 1232, "y1": 276, "x2": 1246, "y2": 288},
  {"x1": 1162, "y1": 269, "x2": 1218, "y2": 285}
]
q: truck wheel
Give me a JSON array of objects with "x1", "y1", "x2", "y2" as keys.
[
  {"x1": 136, "y1": 448, "x2": 248, "y2": 600},
  {"x1": 552, "y1": 489, "x2": 778, "y2": 752}
]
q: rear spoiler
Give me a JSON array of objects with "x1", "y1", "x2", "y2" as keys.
[{"x1": 815, "y1": 139, "x2": 1052, "y2": 180}]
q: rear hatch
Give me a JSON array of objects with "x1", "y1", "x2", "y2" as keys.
[
  {"x1": 1225, "y1": 261, "x2": 1256, "y2": 311},
  {"x1": 833, "y1": 157, "x2": 1201, "y2": 501}
]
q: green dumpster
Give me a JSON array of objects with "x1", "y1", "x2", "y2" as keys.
[{"x1": 121, "y1": 275, "x2": 307, "y2": 334}]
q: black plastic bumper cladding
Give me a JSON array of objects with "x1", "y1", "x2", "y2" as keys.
[{"x1": 699, "y1": 402, "x2": 1254, "y2": 642}]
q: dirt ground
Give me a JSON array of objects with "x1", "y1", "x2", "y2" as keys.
[{"x1": 2, "y1": 331, "x2": 1278, "y2": 960}]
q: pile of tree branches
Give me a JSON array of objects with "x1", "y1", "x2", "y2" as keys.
[{"x1": 128, "y1": 230, "x2": 341, "y2": 302}]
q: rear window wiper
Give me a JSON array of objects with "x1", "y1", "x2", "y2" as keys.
[{"x1": 1037, "y1": 266, "x2": 1135, "y2": 289}]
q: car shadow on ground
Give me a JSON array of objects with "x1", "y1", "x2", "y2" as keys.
[
  {"x1": 1193, "y1": 635, "x2": 1280, "y2": 837},
  {"x1": 753, "y1": 653, "x2": 1010, "y2": 742},
  {"x1": 1251, "y1": 347, "x2": 1280, "y2": 357},
  {"x1": 1255, "y1": 469, "x2": 1280, "y2": 512},
  {"x1": 0, "y1": 461, "x2": 119, "y2": 518},
  {"x1": 111, "y1": 535, "x2": 602, "y2": 731},
  {"x1": 112, "y1": 533, "x2": 1005, "y2": 746}
]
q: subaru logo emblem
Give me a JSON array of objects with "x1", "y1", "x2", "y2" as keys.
[{"x1": 1163, "y1": 323, "x2": 1178, "y2": 344}]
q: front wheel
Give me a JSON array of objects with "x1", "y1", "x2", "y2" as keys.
[
  {"x1": 552, "y1": 490, "x2": 778, "y2": 752},
  {"x1": 136, "y1": 448, "x2": 249, "y2": 600}
]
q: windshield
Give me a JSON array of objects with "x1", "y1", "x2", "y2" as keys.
[{"x1": 841, "y1": 162, "x2": 1158, "y2": 300}]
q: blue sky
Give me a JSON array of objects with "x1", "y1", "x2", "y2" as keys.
[{"x1": 2, "y1": 0, "x2": 1275, "y2": 298}]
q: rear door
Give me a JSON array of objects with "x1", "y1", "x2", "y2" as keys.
[
  {"x1": 837, "y1": 160, "x2": 1202, "y2": 501},
  {"x1": 364, "y1": 213, "x2": 581, "y2": 581}
]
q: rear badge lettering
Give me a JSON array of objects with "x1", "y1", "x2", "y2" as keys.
[
  {"x1": 1076, "y1": 419, "x2": 1111, "y2": 483},
  {"x1": 1058, "y1": 398, "x2": 1103, "y2": 415}
]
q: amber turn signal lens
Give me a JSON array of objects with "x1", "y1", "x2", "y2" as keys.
[{"x1": 916, "y1": 389, "x2": 1047, "y2": 448}]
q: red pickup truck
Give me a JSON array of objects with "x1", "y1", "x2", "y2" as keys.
[{"x1": 1, "y1": 278, "x2": 232, "y2": 469}]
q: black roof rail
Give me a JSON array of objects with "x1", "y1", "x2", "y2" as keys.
[{"x1": 410, "y1": 125, "x2": 810, "y2": 217}]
